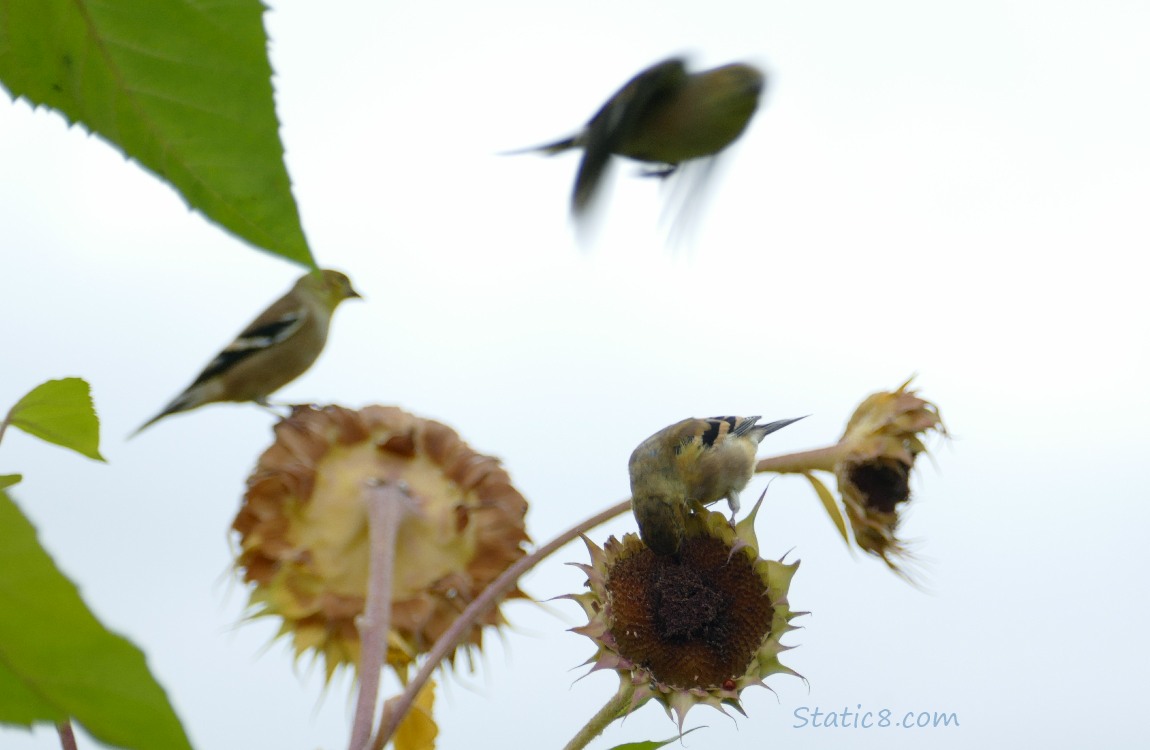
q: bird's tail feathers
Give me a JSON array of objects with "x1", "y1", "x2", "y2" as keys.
[
  {"x1": 129, "y1": 389, "x2": 202, "y2": 438},
  {"x1": 749, "y1": 415, "x2": 808, "y2": 442},
  {"x1": 500, "y1": 135, "x2": 579, "y2": 157}
]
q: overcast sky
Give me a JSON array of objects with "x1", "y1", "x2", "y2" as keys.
[{"x1": 3, "y1": 1, "x2": 1149, "y2": 748}]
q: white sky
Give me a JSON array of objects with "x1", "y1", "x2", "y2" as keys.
[{"x1": 2, "y1": 0, "x2": 1149, "y2": 748}]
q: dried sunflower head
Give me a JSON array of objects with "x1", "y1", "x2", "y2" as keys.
[
  {"x1": 568, "y1": 499, "x2": 801, "y2": 728},
  {"x1": 232, "y1": 404, "x2": 530, "y2": 678},
  {"x1": 835, "y1": 379, "x2": 946, "y2": 572}
]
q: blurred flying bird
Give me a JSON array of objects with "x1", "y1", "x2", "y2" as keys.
[{"x1": 512, "y1": 57, "x2": 766, "y2": 220}]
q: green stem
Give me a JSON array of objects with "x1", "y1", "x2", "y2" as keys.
[
  {"x1": 562, "y1": 676, "x2": 635, "y2": 750},
  {"x1": 756, "y1": 443, "x2": 847, "y2": 475}
]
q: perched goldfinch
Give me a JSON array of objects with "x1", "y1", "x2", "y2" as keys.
[
  {"x1": 515, "y1": 57, "x2": 766, "y2": 216},
  {"x1": 629, "y1": 415, "x2": 803, "y2": 556},
  {"x1": 133, "y1": 269, "x2": 361, "y2": 435}
]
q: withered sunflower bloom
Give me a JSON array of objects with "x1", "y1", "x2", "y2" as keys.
[
  {"x1": 232, "y1": 405, "x2": 530, "y2": 678},
  {"x1": 835, "y1": 379, "x2": 945, "y2": 571},
  {"x1": 567, "y1": 499, "x2": 801, "y2": 728},
  {"x1": 756, "y1": 378, "x2": 946, "y2": 577}
]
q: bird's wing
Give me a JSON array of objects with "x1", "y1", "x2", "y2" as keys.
[
  {"x1": 572, "y1": 57, "x2": 688, "y2": 213},
  {"x1": 189, "y1": 306, "x2": 307, "y2": 387},
  {"x1": 683, "y1": 416, "x2": 760, "y2": 449}
]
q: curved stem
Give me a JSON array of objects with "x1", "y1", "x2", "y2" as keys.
[
  {"x1": 756, "y1": 443, "x2": 847, "y2": 475},
  {"x1": 561, "y1": 675, "x2": 635, "y2": 750},
  {"x1": 371, "y1": 498, "x2": 633, "y2": 749}
]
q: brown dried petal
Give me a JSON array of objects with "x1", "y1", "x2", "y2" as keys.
[{"x1": 233, "y1": 405, "x2": 530, "y2": 676}]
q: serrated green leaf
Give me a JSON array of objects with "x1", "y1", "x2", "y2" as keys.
[
  {"x1": 0, "y1": 490, "x2": 193, "y2": 749},
  {"x1": 803, "y1": 471, "x2": 851, "y2": 547},
  {"x1": 608, "y1": 727, "x2": 704, "y2": 750},
  {"x1": 5, "y1": 378, "x2": 104, "y2": 461},
  {"x1": 0, "y1": 657, "x2": 65, "y2": 726},
  {"x1": 0, "y1": 0, "x2": 315, "y2": 268},
  {"x1": 0, "y1": 474, "x2": 21, "y2": 490}
]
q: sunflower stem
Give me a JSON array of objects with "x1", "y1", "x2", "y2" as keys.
[
  {"x1": 372, "y1": 498, "x2": 633, "y2": 749},
  {"x1": 756, "y1": 443, "x2": 847, "y2": 475},
  {"x1": 349, "y1": 480, "x2": 417, "y2": 750},
  {"x1": 562, "y1": 676, "x2": 635, "y2": 750},
  {"x1": 56, "y1": 721, "x2": 77, "y2": 750}
]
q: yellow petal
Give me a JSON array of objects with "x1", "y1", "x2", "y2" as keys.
[{"x1": 392, "y1": 680, "x2": 438, "y2": 750}]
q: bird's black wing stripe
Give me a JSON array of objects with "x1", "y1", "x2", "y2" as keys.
[
  {"x1": 190, "y1": 314, "x2": 303, "y2": 387},
  {"x1": 699, "y1": 417, "x2": 736, "y2": 448}
]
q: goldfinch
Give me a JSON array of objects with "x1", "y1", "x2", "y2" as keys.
[
  {"x1": 515, "y1": 57, "x2": 766, "y2": 216},
  {"x1": 629, "y1": 415, "x2": 803, "y2": 556},
  {"x1": 133, "y1": 269, "x2": 361, "y2": 435}
]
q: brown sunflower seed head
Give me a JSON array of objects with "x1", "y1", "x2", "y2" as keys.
[{"x1": 568, "y1": 503, "x2": 801, "y2": 729}]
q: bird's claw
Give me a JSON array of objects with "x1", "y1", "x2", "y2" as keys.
[{"x1": 637, "y1": 164, "x2": 678, "y2": 180}]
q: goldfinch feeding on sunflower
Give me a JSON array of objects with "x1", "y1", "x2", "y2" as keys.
[{"x1": 629, "y1": 415, "x2": 803, "y2": 555}]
